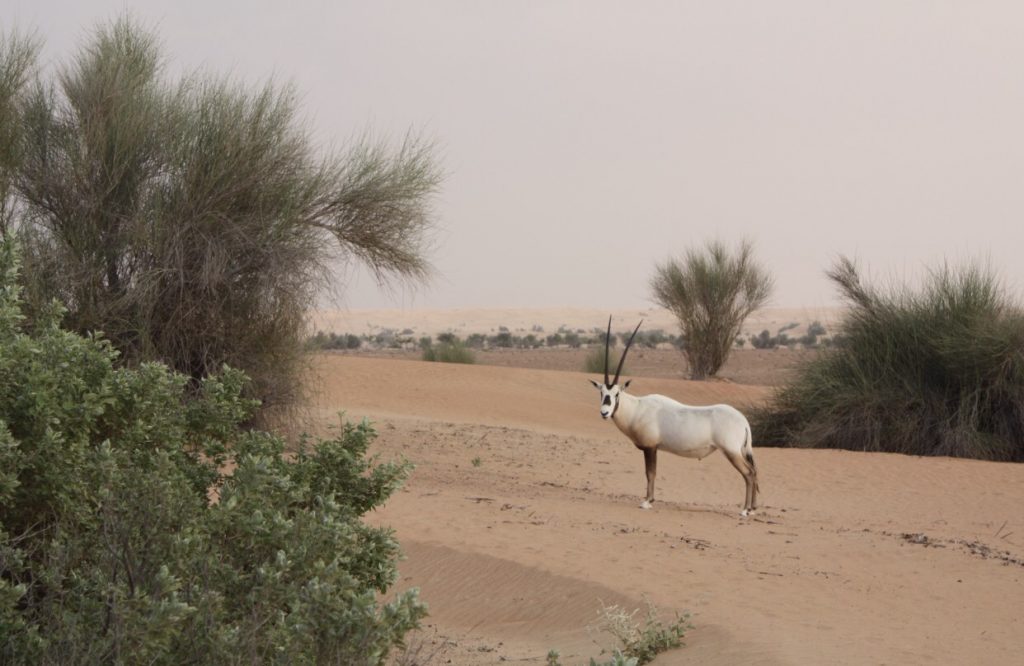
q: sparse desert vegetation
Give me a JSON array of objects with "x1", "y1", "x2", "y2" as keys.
[
  {"x1": 321, "y1": 352, "x2": 1024, "y2": 664},
  {"x1": 1, "y1": 17, "x2": 440, "y2": 424},
  {"x1": 0, "y1": 17, "x2": 437, "y2": 663},
  {"x1": 583, "y1": 600, "x2": 691, "y2": 665},
  {"x1": 419, "y1": 333, "x2": 477, "y2": 364},
  {"x1": 652, "y1": 239, "x2": 774, "y2": 379},
  {"x1": 754, "y1": 257, "x2": 1024, "y2": 461},
  {"x1": 421, "y1": 339, "x2": 477, "y2": 364},
  {"x1": 5, "y1": 6, "x2": 1024, "y2": 666}
]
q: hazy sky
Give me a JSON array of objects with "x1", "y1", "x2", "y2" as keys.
[{"x1": 7, "y1": 2, "x2": 1024, "y2": 310}]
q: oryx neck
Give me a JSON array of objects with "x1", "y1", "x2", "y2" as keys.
[{"x1": 612, "y1": 389, "x2": 638, "y2": 424}]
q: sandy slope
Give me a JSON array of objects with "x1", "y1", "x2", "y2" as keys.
[{"x1": 312, "y1": 354, "x2": 1024, "y2": 665}]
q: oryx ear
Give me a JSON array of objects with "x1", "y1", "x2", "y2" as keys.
[
  {"x1": 623, "y1": 379, "x2": 632, "y2": 390},
  {"x1": 589, "y1": 379, "x2": 602, "y2": 389}
]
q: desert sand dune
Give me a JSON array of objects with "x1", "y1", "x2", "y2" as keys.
[{"x1": 313, "y1": 354, "x2": 1024, "y2": 665}]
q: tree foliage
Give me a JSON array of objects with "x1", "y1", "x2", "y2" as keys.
[
  {"x1": 651, "y1": 240, "x2": 772, "y2": 379},
  {"x1": 0, "y1": 18, "x2": 441, "y2": 420},
  {"x1": 0, "y1": 29, "x2": 38, "y2": 233},
  {"x1": 0, "y1": 238, "x2": 424, "y2": 663},
  {"x1": 752, "y1": 257, "x2": 1024, "y2": 460}
]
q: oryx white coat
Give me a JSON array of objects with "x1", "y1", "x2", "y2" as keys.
[{"x1": 590, "y1": 318, "x2": 760, "y2": 515}]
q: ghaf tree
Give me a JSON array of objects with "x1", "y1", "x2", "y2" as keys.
[
  {"x1": 2, "y1": 18, "x2": 441, "y2": 419},
  {"x1": 651, "y1": 239, "x2": 772, "y2": 380}
]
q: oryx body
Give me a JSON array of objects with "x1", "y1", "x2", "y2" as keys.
[{"x1": 590, "y1": 318, "x2": 760, "y2": 515}]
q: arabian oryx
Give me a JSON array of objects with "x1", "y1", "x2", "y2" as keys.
[{"x1": 589, "y1": 318, "x2": 760, "y2": 515}]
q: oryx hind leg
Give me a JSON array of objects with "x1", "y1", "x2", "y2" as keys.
[
  {"x1": 723, "y1": 449, "x2": 756, "y2": 516},
  {"x1": 640, "y1": 447, "x2": 657, "y2": 509}
]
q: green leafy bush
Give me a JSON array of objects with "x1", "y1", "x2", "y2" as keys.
[
  {"x1": 753, "y1": 257, "x2": 1024, "y2": 460},
  {"x1": 0, "y1": 240, "x2": 424, "y2": 663}
]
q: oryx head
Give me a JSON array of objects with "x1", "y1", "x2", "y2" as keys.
[{"x1": 589, "y1": 317, "x2": 642, "y2": 419}]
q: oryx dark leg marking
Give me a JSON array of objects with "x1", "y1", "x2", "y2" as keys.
[
  {"x1": 642, "y1": 447, "x2": 657, "y2": 508},
  {"x1": 723, "y1": 449, "x2": 756, "y2": 515}
]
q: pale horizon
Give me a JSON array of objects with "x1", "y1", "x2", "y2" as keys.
[
  {"x1": 310, "y1": 304, "x2": 846, "y2": 339},
  {"x1": 8, "y1": 1, "x2": 1024, "y2": 311}
]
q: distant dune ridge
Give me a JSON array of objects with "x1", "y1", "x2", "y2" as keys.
[{"x1": 311, "y1": 306, "x2": 844, "y2": 339}]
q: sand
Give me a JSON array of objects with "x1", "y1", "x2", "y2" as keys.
[{"x1": 309, "y1": 349, "x2": 1024, "y2": 665}]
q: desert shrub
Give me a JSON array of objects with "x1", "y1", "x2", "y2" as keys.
[
  {"x1": 750, "y1": 329, "x2": 777, "y2": 349},
  {"x1": 584, "y1": 345, "x2": 628, "y2": 377},
  {"x1": 651, "y1": 240, "x2": 773, "y2": 379},
  {"x1": 1, "y1": 19, "x2": 439, "y2": 425},
  {"x1": 346, "y1": 333, "x2": 365, "y2": 349},
  {"x1": 421, "y1": 341, "x2": 475, "y2": 364},
  {"x1": 752, "y1": 257, "x2": 1024, "y2": 461},
  {"x1": 546, "y1": 650, "x2": 638, "y2": 666},
  {"x1": 306, "y1": 331, "x2": 363, "y2": 351},
  {"x1": 564, "y1": 331, "x2": 583, "y2": 348},
  {"x1": 548, "y1": 600, "x2": 689, "y2": 666},
  {"x1": 465, "y1": 333, "x2": 486, "y2": 349},
  {"x1": 489, "y1": 331, "x2": 514, "y2": 348},
  {"x1": 797, "y1": 321, "x2": 828, "y2": 348},
  {"x1": 633, "y1": 330, "x2": 668, "y2": 349},
  {"x1": 521, "y1": 333, "x2": 541, "y2": 348},
  {"x1": 0, "y1": 240, "x2": 424, "y2": 663},
  {"x1": 591, "y1": 601, "x2": 690, "y2": 665},
  {"x1": 0, "y1": 30, "x2": 38, "y2": 233}
]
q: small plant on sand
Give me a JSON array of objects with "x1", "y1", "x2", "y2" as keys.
[
  {"x1": 547, "y1": 599, "x2": 686, "y2": 666},
  {"x1": 421, "y1": 341, "x2": 476, "y2": 364},
  {"x1": 471, "y1": 456, "x2": 482, "y2": 467},
  {"x1": 590, "y1": 600, "x2": 690, "y2": 665},
  {"x1": 546, "y1": 649, "x2": 638, "y2": 666}
]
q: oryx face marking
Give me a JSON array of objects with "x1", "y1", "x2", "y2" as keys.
[
  {"x1": 593, "y1": 383, "x2": 621, "y2": 419},
  {"x1": 588, "y1": 316, "x2": 641, "y2": 421}
]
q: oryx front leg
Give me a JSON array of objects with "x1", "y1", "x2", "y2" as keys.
[{"x1": 640, "y1": 447, "x2": 657, "y2": 509}]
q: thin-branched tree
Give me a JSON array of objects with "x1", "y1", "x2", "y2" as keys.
[
  {"x1": 651, "y1": 239, "x2": 773, "y2": 380},
  {"x1": 1, "y1": 18, "x2": 441, "y2": 422},
  {"x1": 753, "y1": 257, "x2": 1024, "y2": 461},
  {"x1": 0, "y1": 29, "x2": 38, "y2": 234}
]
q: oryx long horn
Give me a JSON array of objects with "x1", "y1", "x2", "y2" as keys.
[
  {"x1": 604, "y1": 315, "x2": 612, "y2": 386},
  {"x1": 612, "y1": 320, "x2": 643, "y2": 386}
]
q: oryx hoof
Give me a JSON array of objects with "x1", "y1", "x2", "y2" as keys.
[
  {"x1": 639, "y1": 500, "x2": 653, "y2": 510},
  {"x1": 740, "y1": 508, "x2": 751, "y2": 518}
]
